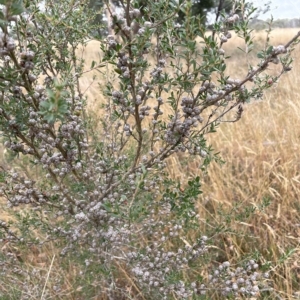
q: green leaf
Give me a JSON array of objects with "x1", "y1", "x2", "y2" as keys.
[
  {"x1": 0, "y1": 171, "x2": 7, "y2": 183},
  {"x1": 220, "y1": 64, "x2": 226, "y2": 72},
  {"x1": 257, "y1": 51, "x2": 265, "y2": 59},
  {"x1": 11, "y1": 0, "x2": 25, "y2": 15},
  {"x1": 0, "y1": 10, "x2": 7, "y2": 27},
  {"x1": 141, "y1": 164, "x2": 147, "y2": 175},
  {"x1": 266, "y1": 45, "x2": 273, "y2": 55},
  {"x1": 0, "y1": 0, "x2": 25, "y2": 16},
  {"x1": 38, "y1": 81, "x2": 69, "y2": 123},
  {"x1": 90, "y1": 60, "x2": 96, "y2": 69}
]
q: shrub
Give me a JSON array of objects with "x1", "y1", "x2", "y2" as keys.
[{"x1": 0, "y1": 0, "x2": 299, "y2": 299}]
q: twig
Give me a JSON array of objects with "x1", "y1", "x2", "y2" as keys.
[{"x1": 41, "y1": 254, "x2": 55, "y2": 300}]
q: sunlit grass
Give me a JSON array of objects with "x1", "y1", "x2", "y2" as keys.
[{"x1": 168, "y1": 28, "x2": 300, "y2": 299}]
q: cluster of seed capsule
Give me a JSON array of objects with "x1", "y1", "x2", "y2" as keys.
[
  {"x1": 0, "y1": 173, "x2": 47, "y2": 208},
  {"x1": 19, "y1": 50, "x2": 35, "y2": 71},
  {"x1": 129, "y1": 222, "x2": 208, "y2": 299},
  {"x1": 206, "y1": 260, "x2": 270, "y2": 297}
]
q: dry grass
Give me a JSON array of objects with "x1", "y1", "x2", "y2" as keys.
[
  {"x1": 168, "y1": 28, "x2": 300, "y2": 299},
  {"x1": 1, "y1": 28, "x2": 300, "y2": 299}
]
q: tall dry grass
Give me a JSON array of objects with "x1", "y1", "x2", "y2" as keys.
[{"x1": 167, "y1": 28, "x2": 300, "y2": 299}]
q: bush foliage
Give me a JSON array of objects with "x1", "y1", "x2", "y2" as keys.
[{"x1": 0, "y1": 0, "x2": 299, "y2": 299}]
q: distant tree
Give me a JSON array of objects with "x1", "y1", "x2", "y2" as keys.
[
  {"x1": 212, "y1": 0, "x2": 233, "y2": 22},
  {"x1": 86, "y1": 0, "x2": 104, "y2": 36},
  {"x1": 86, "y1": 0, "x2": 234, "y2": 37},
  {"x1": 49, "y1": 0, "x2": 115, "y2": 37},
  {"x1": 177, "y1": 0, "x2": 215, "y2": 24}
]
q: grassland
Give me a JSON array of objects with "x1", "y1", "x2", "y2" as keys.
[
  {"x1": 196, "y1": 28, "x2": 300, "y2": 299},
  {"x1": 168, "y1": 28, "x2": 300, "y2": 299}
]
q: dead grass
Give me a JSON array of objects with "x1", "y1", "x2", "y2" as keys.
[{"x1": 168, "y1": 28, "x2": 300, "y2": 299}]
